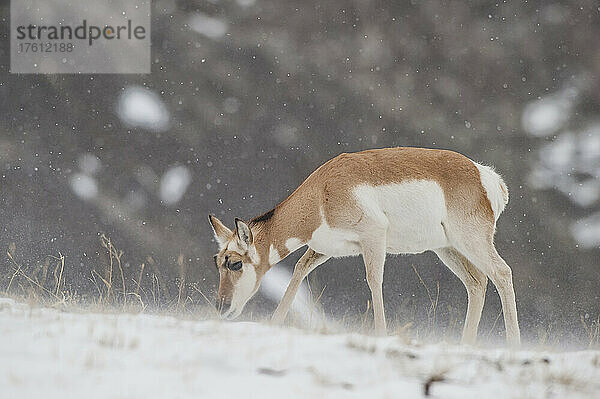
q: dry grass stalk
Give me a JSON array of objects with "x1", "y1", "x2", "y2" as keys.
[
  {"x1": 100, "y1": 233, "x2": 126, "y2": 304},
  {"x1": 177, "y1": 253, "x2": 186, "y2": 310},
  {"x1": 412, "y1": 264, "x2": 439, "y2": 333},
  {"x1": 581, "y1": 315, "x2": 600, "y2": 348},
  {"x1": 135, "y1": 263, "x2": 145, "y2": 297},
  {"x1": 6, "y1": 247, "x2": 61, "y2": 301}
]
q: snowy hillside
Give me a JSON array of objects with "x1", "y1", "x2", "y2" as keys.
[{"x1": 1, "y1": 298, "x2": 599, "y2": 399}]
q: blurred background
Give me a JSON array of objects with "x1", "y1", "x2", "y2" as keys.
[{"x1": 1, "y1": 0, "x2": 599, "y2": 346}]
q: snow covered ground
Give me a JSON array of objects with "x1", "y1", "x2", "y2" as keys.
[{"x1": 1, "y1": 298, "x2": 599, "y2": 399}]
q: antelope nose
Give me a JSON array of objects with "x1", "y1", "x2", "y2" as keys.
[{"x1": 217, "y1": 298, "x2": 231, "y2": 315}]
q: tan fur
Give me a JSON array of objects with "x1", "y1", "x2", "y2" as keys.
[
  {"x1": 249, "y1": 147, "x2": 492, "y2": 267},
  {"x1": 212, "y1": 147, "x2": 493, "y2": 304},
  {"x1": 209, "y1": 147, "x2": 519, "y2": 345}
]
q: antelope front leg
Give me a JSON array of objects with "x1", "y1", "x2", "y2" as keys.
[
  {"x1": 360, "y1": 234, "x2": 388, "y2": 335},
  {"x1": 272, "y1": 248, "x2": 329, "y2": 324}
]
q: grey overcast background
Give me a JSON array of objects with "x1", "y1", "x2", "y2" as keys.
[{"x1": 1, "y1": 1, "x2": 599, "y2": 345}]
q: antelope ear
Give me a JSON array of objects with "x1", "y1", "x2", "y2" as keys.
[
  {"x1": 234, "y1": 218, "x2": 253, "y2": 249},
  {"x1": 208, "y1": 214, "x2": 232, "y2": 249}
]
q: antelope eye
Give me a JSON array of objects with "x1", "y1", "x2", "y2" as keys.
[{"x1": 227, "y1": 260, "x2": 243, "y2": 271}]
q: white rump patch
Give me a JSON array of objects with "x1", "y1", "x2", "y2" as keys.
[
  {"x1": 268, "y1": 244, "x2": 281, "y2": 265},
  {"x1": 473, "y1": 162, "x2": 508, "y2": 221}
]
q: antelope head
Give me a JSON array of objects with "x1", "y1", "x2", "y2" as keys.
[{"x1": 208, "y1": 215, "x2": 263, "y2": 319}]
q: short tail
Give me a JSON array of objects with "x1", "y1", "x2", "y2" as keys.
[{"x1": 474, "y1": 163, "x2": 509, "y2": 221}]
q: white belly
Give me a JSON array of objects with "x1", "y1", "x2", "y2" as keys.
[
  {"x1": 354, "y1": 181, "x2": 449, "y2": 254},
  {"x1": 307, "y1": 180, "x2": 449, "y2": 257}
]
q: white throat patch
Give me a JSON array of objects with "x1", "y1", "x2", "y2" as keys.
[
  {"x1": 268, "y1": 244, "x2": 281, "y2": 265},
  {"x1": 226, "y1": 264, "x2": 257, "y2": 320}
]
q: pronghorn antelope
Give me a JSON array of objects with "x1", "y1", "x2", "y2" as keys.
[{"x1": 209, "y1": 147, "x2": 520, "y2": 345}]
